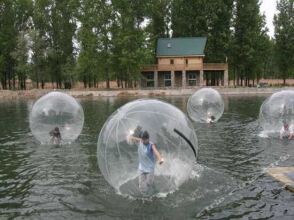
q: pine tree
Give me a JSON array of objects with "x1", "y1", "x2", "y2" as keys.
[
  {"x1": 231, "y1": 0, "x2": 268, "y2": 86},
  {"x1": 111, "y1": 0, "x2": 150, "y2": 88},
  {"x1": 274, "y1": 0, "x2": 294, "y2": 85},
  {"x1": 145, "y1": 0, "x2": 170, "y2": 62},
  {"x1": 171, "y1": 0, "x2": 209, "y2": 37}
]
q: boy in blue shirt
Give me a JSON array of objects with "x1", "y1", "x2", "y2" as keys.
[{"x1": 128, "y1": 130, "x2": 164, "y2": 194}]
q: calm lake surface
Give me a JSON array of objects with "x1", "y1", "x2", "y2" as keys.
[{"x1": 0, "y1": 95, "x2": 293, "y2": 219}]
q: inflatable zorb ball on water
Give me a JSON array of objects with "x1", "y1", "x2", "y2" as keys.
[
  {"x1": 259, "y1": 90, "x2": 294, "y2": 136},
  {"x1": 187, "y1": 88, "x2": 224, "y2": 123},
  {"x1": 97, "y1": 99, "x2": 198, "y2": 197},
  {"x1": 29, "y1": 92, "x2": 84, "y2": 144}
]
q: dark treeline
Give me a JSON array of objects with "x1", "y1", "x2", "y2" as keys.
[{"x1": 0, "y1": 0, "x2": 293, "y2": 89}]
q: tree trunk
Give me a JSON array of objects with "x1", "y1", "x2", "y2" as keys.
[
  {"x1": 83, "y1": 76, "x2": 87, "y2": 88},
  {"x1": 233, "y1": 69, "x2": 236, "y2": 87},
  {"x1": 106, "y1": 79, "x2": 110, "y2": 89},
  {"x1": 59, "y1": 79, "x2": 62, "y2": 89},
  {"x1": 18, "y1": 76, "x2": 21, "y2": 90},
  {"x1": 106, "y1": 67, "x2": 110, "y2": 89},
  {"x1": 93, "y1": 79, "x2": 96, "y2": 88},
  {"x1": 23, "y1": 76, "x2": 26, "y2": 90},
  {"x1": 8, "y1": 71, "x2": 11, "y2": 89},
  {"x1": 41, "y1": 80, "x2": 45, "y2": 89},
  {"x1": 3, "y1": 73, "x2": 7, "y2": 89},
  {"x1": 88, "y1": 76, "x2": 92, "y2": 88},
  {"x1": 13, "y1": 76, "x2": 16, "y2": 89},
  {"x1": 36, "y1": 71, "x2": 39, "y2": 89}
]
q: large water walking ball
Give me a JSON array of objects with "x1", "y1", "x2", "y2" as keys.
[
  {"x1": 29, "y1": 91, "x2": 84, "y2": 144},
  {"x1": 259, "y1": 90, "x2": 294, "y2": 136},
  {"x1": 187, "y1": 88, "x2": 224, "y2": 123},
  {"x1": 97, "y1": 99, "x2": 198, "y2": 197}
]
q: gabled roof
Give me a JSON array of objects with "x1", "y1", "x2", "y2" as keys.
[{"x1": 156, "y1": 37, "x2": 207, "y2": 57}]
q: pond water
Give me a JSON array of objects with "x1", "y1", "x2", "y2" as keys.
[{"x1": 0, "y1": 95, "x2": 293, "y2": 219}]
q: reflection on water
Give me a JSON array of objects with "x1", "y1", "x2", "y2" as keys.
[{"x1": 0, "y1": 96, "x2": 294, "y2": 219}]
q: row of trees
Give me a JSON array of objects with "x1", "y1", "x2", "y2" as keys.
[{"x1": 0, "y1": 0, "x2": 293, "y2": 90}]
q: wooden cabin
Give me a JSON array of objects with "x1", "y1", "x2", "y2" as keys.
[{"x1": 141, "y1": 37, "x2": 228, "y2": 88}]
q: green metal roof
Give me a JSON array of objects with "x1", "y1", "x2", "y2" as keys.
[{"x1": 156, "y1": 37, "x2": 207, "y2": 57}]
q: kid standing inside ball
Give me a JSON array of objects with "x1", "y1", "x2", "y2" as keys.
[{"x1": 127, "y1": 130, "x2": 164, "y2": 194}]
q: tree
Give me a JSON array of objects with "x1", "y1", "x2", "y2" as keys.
[
  {"x1": 29, "y1": 30, "x2": 48, "y2": 88},
  {"x1": 110, "y1": 0, "x2": 151, "y2": 88},
  {"x1": 10, "y1": 32, "x2": 30, "y2": 89},
  {"x1": 76, "y1": 0, "x2": 113, "y2": 88},
  {"x1": 171, "y1": 0, "x2": 209, "y2": 37},
  {"x1": 274, "y1": 0, "x2": 294, "y2": 85},
  {"x1": 170, "y1": 0, "x2": 233, "y2": 63},
  {"x1": 230, "y1": 0, "x2": 268, "y2": 86},
  {"x1": 145, "y1": 0, "x2": 171, "y2": 62},
  {"x1": 205, "y1": 0, "x2": 233, "y2": 63},
  {"x1": 32, "y1": 0, "x2": 78, "y2": 88},
  {"x1": 0, "y1": 0, "x2": 32, "y2": 89}
]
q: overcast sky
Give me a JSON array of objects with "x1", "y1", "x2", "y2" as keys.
[{"x1": 260, "y1": 0, "x2": 277, "y2": 37}]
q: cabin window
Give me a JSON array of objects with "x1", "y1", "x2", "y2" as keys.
[
  {"x1": 186, "y1": 59, "x2": 188, "y2": 65},
  {"x1": 145, "y1": 72, "x2": 154, "y2": 87},
  {"x1": 170, "y1": 59, "x2": 174, "y2": 65},
  {"x1": 146, "y1": 73, "x2": 154, "y2": 80},
  {"x1": 188, "y1": 72, "x2": 197, "y2": 86},
  {"x1": 164, "y1": 72, "x2": 171, "y2": 87}
]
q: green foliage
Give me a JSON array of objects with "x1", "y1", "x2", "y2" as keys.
[
  {"x1": 0, "y1": 0, "x2": 32, "y2": 89},
  {"x1": 230, "y1": 0, "x2": 270, "y2": 85},
  {"x1": 171, "y1": 0, "x2": 233, "y2": 63},
  {"x1": 32, "y1": 0, "x2": 78, "y2": 88},
  {"x1": 28, "y1": 29, "x2": 48, "y2": 88},
  {"x1": 10, "y1": 32, "x2": 31, "y2": 89},
  {"x1": 274, "y1": 0, "x2": 294, "y2": 84},
  {"x1": 145, "y1": 0, "x2": 170, "y2": 61},
  {"x1": 0, "y1": 0, "x2": 293, "y2": 89},
  {"x1": 75, "y1": 0, "x2": 112, "y2": 88}
]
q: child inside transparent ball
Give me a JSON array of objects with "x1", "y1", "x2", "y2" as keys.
[
  {"x1": 49, "y1": 127, "x2": 62, "y2": 145},
  {"x1": 127, "y1": 127, "x2": 164, "y2": 194},
  {"x1": 280, "y1": 122, "x2": 294, "y2": 140}
]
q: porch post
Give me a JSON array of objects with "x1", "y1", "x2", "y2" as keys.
[
  {"x1": 182, "y1": 70, "x2": 186, "y2": 88},
  {"x1": 171, "y1": 70, "x2": 175, "y2": 88},
  {"x1": 224, "y1": 70, "x2": 229, "y2": 87},
  {"x1": 200, "y1": 70, "x2": 204, "y2": 86},
  {"x1": 154, "y1": 71, "x2": 158, "y2": 88}
]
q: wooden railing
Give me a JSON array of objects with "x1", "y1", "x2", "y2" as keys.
[
  {"x1": 142, "y1": 63, "x2": 203, "y2": 71},
  {"x1": 142, "y1": 63, "x2": 228, "y2": 72}
]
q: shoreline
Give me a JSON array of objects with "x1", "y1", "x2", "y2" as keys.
[{"x1": 0, "y1": 87, "x2": 293, "y2": 100}]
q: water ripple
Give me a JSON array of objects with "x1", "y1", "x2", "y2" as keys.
[{"x1": 0, "y1": 96, "x2": 293, "y2": 219}]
